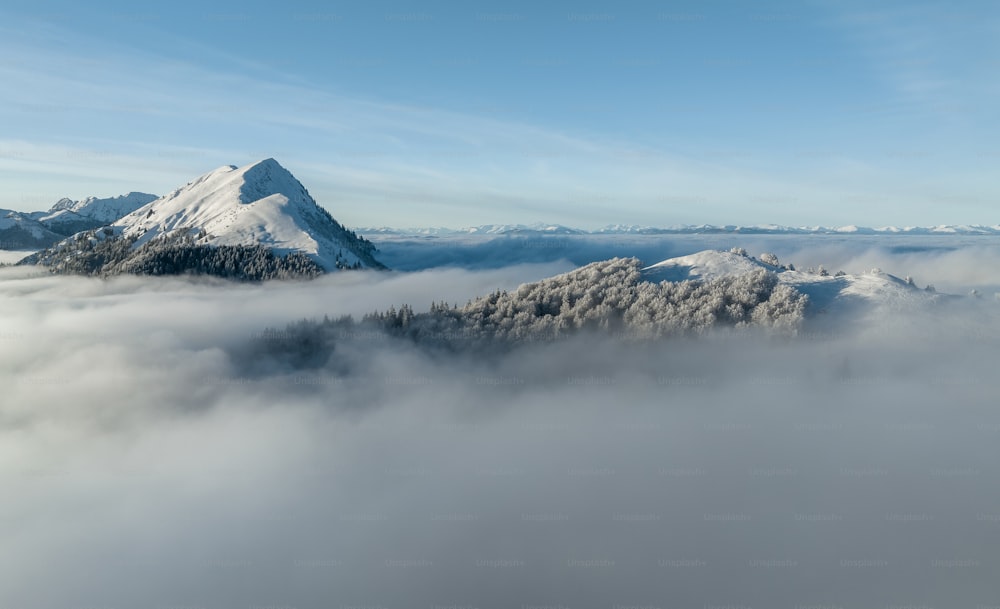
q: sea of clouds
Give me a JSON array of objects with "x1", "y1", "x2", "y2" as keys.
[{"x1": 2, "y1": 236, "x2": 1000, "y2": 608}]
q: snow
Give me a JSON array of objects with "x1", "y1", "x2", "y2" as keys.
[
  {"x1": 464, "y1": 223, "x2": 584, "y2": 235},
  {"x1": 642, "y1": 249, "x2": 943, "y2": 324},
  {"x1": 112, "y1": 158, "x2": 376, "y2": 270},
  {"x1": 359, "y1": 226, "x2": 456, "y2": 236},
  {"x1": 643, "y1": 250, "x2": 769, "y2": 282},
  {"x1": 0, "y1": 209, "x2": 60, "y2": 240},
  {"x1": 41, "y1": 192, "x2": 157, "y2": 224}
]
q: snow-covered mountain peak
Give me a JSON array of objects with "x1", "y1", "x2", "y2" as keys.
[
  {"x1": 50, "y1": 197, "x2": 76, "y2": 212},
  {"x1": 111, "y1": 158, "x2": 382, "y2": 271},
  {"x1": 235, "y1": 158, "x2": 307, "y2": 205}
]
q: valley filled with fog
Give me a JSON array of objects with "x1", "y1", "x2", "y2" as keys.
[{"x1": 3, "y1": 234, "x2": 1000, "y2": 608}]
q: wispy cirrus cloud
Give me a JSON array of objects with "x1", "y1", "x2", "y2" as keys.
[{"x1": 826, "y1": 2, "x2": 997, "y2": 117}]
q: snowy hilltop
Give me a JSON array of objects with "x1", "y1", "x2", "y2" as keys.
[
  {"x1": 246, "y1": 253, "x2": 811, "y2": 366},
  {"x1": 247, "y1": 247, "x2": 960, "y2": 366},
  {"x1": 20, "y1": 159, "x2": 384, "y2": 279},
  {"x1": 643, "y1": 248, "x2": 944, "y2": 323}
]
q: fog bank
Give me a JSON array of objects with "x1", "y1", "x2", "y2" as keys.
[{"x1": 2, "y1": 261, "x2": 999, "y2": 608}]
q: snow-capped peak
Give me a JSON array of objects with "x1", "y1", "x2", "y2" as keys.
[
  {"x1": 235, "y1": 158, "x2": 305, "y2": 205},
  {"x1": 114, "y1": 158, "x2": 382, "y2": 270},
  {"x1": 49, "y1": 197, "x2": 77, "y2": 212}
]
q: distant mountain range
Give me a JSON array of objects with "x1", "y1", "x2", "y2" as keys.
[
  {"x1": 359, "y1": 222, "x2": 1000, "y2": 237},
  {"x1": 1, "y1": 192, "x2": 158, "y2": 249}
]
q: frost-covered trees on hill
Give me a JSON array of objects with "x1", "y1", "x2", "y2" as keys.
[
  {"x1": 251, "y1": 258, "x2": 810, "y2": 364},
  {"x1": 759, "y1": 252, "x2": 780, "y2": 267},
  {"x1": 20, "y1": 230, "x2": 139, "y2": 275},
  {"x1": 443, "y1": 257, "x2": 807, "y2": 342}
]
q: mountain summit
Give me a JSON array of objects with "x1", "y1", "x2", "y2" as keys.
[
  {"x1": 22, "y1": 159, "x2": 384, "y2": 279},
  {"x1": 115, "y1": 158, "x2": 382, "y2": 271}
]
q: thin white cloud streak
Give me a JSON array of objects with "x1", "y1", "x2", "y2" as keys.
[{"x1": 827, "y1": 2, "x2": 996, "y2": 119}]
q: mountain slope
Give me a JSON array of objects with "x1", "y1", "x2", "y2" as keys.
[{"x1": 0, "y1": 209, "x2": 66, "y2": 249}]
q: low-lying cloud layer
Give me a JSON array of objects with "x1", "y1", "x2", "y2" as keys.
[{"x1": 2, "y1": 241, "x2": 1000, "y2": 608}]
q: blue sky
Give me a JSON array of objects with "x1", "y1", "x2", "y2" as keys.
[{"x1": 1, "y1": 0, "x2": 997, "y2": 228}]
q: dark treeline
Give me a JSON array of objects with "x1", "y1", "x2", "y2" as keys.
[{"x1": 20, "y1": 229, "x2": 327, "y2": 280}]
